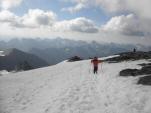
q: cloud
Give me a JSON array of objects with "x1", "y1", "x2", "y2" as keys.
[
  {"x1": 95, "y1": 0, "x2": 151, "y2": 19},
  {"x1": 62, "y1": 0, "x2": 151, "y2": 38},
  {"x1": 0, "y1": 0, "x2": 22, "y2": 10},
  {"x1": 102, "y1": 14, "x2": 151, "y2": 36},
  {"x1": 0, "y1": 9, "x2": 98, "y2": 33},
  {"x1": 0, "y1": 10, "x2": 22, "y2": 28},
  {"x1": 61, "y1": 0, "x2": 91, "y2": 13},
  {"x1": 62, "y1": 0, "x2": 121, "y2": 13},
  {"x1": 0, "y1": 10, "x2": 18, "y2": 23},
  {"x1": 20, "y1": 9, "x2": 57, "y2": 28},
  {"x1": 53, "y1": 17, "x2": 98, "y2": 33},
  {"x1": 61, "y1": 3, "x2": 86, "y2": 13},
  {"x1": 95, "y1": 0, "x2": 126, "y2": 13},
  {"x1": 62, "y1": 0, "x2": 151, "y2": 19},
  {"x1": 125, "y1": 0, "x2": 151, "y2": 19},
  {"x1": 0, "y1": 9, "x2": 57, "y2": 28}
]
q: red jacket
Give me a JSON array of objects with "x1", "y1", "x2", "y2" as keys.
[{"x1": 91, "y1": 59, "x2": 101, "y2": 67}]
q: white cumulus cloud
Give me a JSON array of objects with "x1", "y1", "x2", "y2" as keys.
[
  {"x1": 0, "y1": 9, "x2": 98, "y2": 33},
  {"x1": 53, "y1": 17, "x2": 98, "y2": 33},
  {"x1": 0, "y1": 9, "x2": 57, "y2": 28},
  {"x1": 102, "y1": 14, "x2": 151, "y2": 36},
  {"x1": 0, "y1": 10, "x2": 18, "y2": 23},
  {"x1": 20, "y1": 9, "x2": 57, "y2": 28},
  {"x1": 0, "y1": 0, "x2": 22, "y2": 10}
]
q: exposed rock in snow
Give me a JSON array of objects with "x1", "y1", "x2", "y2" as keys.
[
  {"x1": 138, "y1": 76, "x2": 151, "y2": 85},
  {"x1": 68, "y1": 56, "x2": 83, "y2": 62},
  {"x1": 138, "y1": 63, "x2": 151, "y2": 67},
  {"x1": 105, "y1": 51, "x2": 151, "y2": 63},
  {"x1": 119, "y1": 62, "x2": 151, "y2": 85},
  {"x1": 120, "y1": 69, "x2": 139, "y2": 76},
  {"x1": 120, "y1": 63, "x2": 151, "y2": 77}
]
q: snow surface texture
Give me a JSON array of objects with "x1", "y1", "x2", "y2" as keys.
[
  {"x1": 0, "y1": 70, "x2": 9, "y2": 75},
  {"x1": 0, "y1": 57, "x2": 151, "y2": 113}
]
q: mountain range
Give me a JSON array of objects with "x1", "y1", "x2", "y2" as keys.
[{"x1": 0, "y1": 38, "x2": 151, "y2": 65}]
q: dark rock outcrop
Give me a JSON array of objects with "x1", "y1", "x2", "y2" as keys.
[
  {"x1": 120, "y1": 64, "x2": 151, "y2": 77},
  {"x1": 120, "y1": 69, "x2": 139, "y2": 76},
  {"x1": 68, "y1": 56, "x2": 83, "y2": 62},
  {"x1": 140, "y1": 66, "x2": 151, "y2": 74},
  {"x1": 138, "y1": 63, "x2": 151, "y2": 67},
  {"x1": 119, "y1": 62, "x2": 151, "y2": 85},
  {"x1": 138, "y1": 75, "x2": 151, "y2": 85},
  {"x1": 105, "y1": 51, "x2": 151, "y2": 63}
]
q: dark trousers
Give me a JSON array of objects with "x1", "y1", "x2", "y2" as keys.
[{"x1": 93, "y1": 66, "x2": 98, "y2": 74}]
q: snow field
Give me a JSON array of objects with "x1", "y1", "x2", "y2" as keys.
[{"x1": 0, "y1": 59, "x2": 151, "y2": 113}]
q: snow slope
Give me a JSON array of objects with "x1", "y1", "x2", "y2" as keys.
[
  {"x1": 0, "y1": 57, "x2": 151, "y2": 113},
  {"x1": 0, "y1": 70, "x2": 9, "y2": 75}
]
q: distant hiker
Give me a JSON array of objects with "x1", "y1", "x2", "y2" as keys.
[
  {"x1": 133, "y1": 48, "x2": 136, "y2": 53},
  {"x1": 91, "y1": 57, "x2": 101, "y2": 74}
]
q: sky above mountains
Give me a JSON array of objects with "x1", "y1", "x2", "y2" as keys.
[{"x1": 0, "y1": 0, "x2": 151, "y2": 45}]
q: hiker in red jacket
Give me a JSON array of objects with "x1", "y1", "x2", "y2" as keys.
[{"x1": 91, "y1": 57, "x2": 101, "y2": 74}]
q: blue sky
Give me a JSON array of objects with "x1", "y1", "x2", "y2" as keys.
[
  {"x1": 0, "y1": 0, "x2": 151, "y2": 45},
  {"x1": 12, "y1": 0, "x2": 110, "y2": 25}
]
